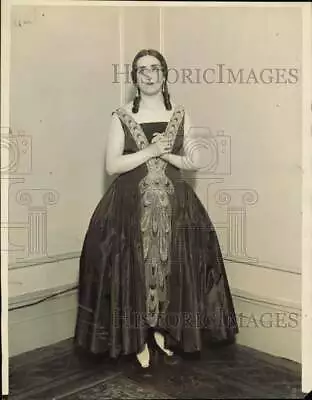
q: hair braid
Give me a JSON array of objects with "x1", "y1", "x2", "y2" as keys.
[
  {"x1": 132, "y1": 87, "x2": 141, "y2": 113},
  {"x1": 162, "y1": 80, "x2": 172, "y2": 110}
]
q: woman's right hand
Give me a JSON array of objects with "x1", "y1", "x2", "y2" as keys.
[{"x1": 147, "y1": 134, "x2": 171, "y2": 158}]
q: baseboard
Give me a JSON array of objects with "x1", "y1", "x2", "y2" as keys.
[
  {"x1": 9, "y1": 287, "x2": 78, "y2": 357},
  {"x1": 232, "y1": 289, "x2": 301, "y2": 364},
  {"x1": 9, "y1": 284, "x2": 301, "y2": 362}
]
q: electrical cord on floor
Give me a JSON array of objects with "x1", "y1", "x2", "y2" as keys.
[{"x1": 9, "y1": 285, "x2": 79, "y2": 312}]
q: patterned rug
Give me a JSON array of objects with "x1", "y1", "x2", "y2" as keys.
[
  {"x1": 53, "y1": 374, "x2": 173, "y2": 399},
  {"x1": 9, "y1": 339, "x2": 305, "y2": 399}
]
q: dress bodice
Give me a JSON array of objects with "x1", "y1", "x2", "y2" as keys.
[
  {"x1": 140, "y1": 122, "x2": 168, "y2": 142},
  {"x1": 123, "y1": 122, "x2": 168, "y2": 154},
  {"x1": 121, "y1": 120, "x2": 184, "y2": 156}
]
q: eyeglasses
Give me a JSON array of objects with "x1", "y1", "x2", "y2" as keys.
[{"x1": 137, "y1": 65, "x2": 163, "y2": 75}]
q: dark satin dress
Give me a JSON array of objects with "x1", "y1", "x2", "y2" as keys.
[{"x1": 74, "y1": 105, "x2": 239, "y2": 358}]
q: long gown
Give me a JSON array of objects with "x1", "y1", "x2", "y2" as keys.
[{"x1": 74, "y1": 104, "x2": 239, "y2": 358}]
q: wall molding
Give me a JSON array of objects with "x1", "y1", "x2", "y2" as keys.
[
  {"x1": 8, "y1": 281, "x2": 301, "y2": 313},
  {"x1": 9, "y1": 283, "x2": 77, "y2": 310},
  {"x1": 9, "y1": 251, "x2": 81, "y2": 270},
  {"x1": 225, "y1": 257, "x2": 301, "y2": 275},
  {"x1": 9, "y1": 250, "x2": 301, "y2": 276},
  {"x1": 232, "y1": 288, "x2": 301, "y2": 313}
]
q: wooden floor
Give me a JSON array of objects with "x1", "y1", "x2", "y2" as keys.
[{"x1": 9, "y1": 338, "x2": 305, "y2": 399}]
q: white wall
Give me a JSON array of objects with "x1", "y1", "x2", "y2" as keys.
[
  {"x1": 9, "y1": 5, "x2": 120, "y2": 263},
  {"x1": 302, "y1": 2, "x2": 312, "y2": 393},
  {"x1": 161, "y1": 5, "x2": 302, "y2": 362},
  {"x1": 8, "y1": 4, "x2": 303, "y2": 363}
]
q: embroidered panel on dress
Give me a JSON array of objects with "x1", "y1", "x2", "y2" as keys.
[{"x1": 115, "y1": 105, "x2": 185, "y2": 327}]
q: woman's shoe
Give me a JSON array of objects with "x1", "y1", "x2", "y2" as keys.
[
  {"x1": 153, "y1": 331, "x2": 173, "y2": 356},
  {"x1": 136, "y1": 343, "x2": 150, "y2": 368}
]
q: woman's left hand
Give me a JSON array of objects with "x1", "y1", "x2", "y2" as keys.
[
  {"x1": 151, "y1": 132, "x2": 171, "y2": 158},
  {"x1": 151, "y1": 132, "x2": 170, "y2": 161},
  {"x1": 151, "y1": 132, "x2": 164, "y2": 144}
]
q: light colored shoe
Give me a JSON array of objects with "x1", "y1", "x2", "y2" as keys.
[
  {"x1": 136, "y1": 343, "x2": 150, "y2": 368},
  {"x1": 154, "y1": 331, "x2": 173, "y2": 356}
]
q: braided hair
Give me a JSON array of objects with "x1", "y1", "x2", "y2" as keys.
[{"x1": 131, "y1": 49, "x2": 172, "y2": 113}]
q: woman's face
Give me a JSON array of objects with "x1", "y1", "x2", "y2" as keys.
[{"x1": 135, "y1": 55, "x2": 164, "y2": 96}]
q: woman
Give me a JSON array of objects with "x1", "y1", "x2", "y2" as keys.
[{"x1": 74, "y1": 49, "x2": 238, "y2": 369}]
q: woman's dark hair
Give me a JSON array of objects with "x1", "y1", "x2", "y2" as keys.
[{"x1": 131, "y1": 49, "x2": 172, "y2": 113}]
